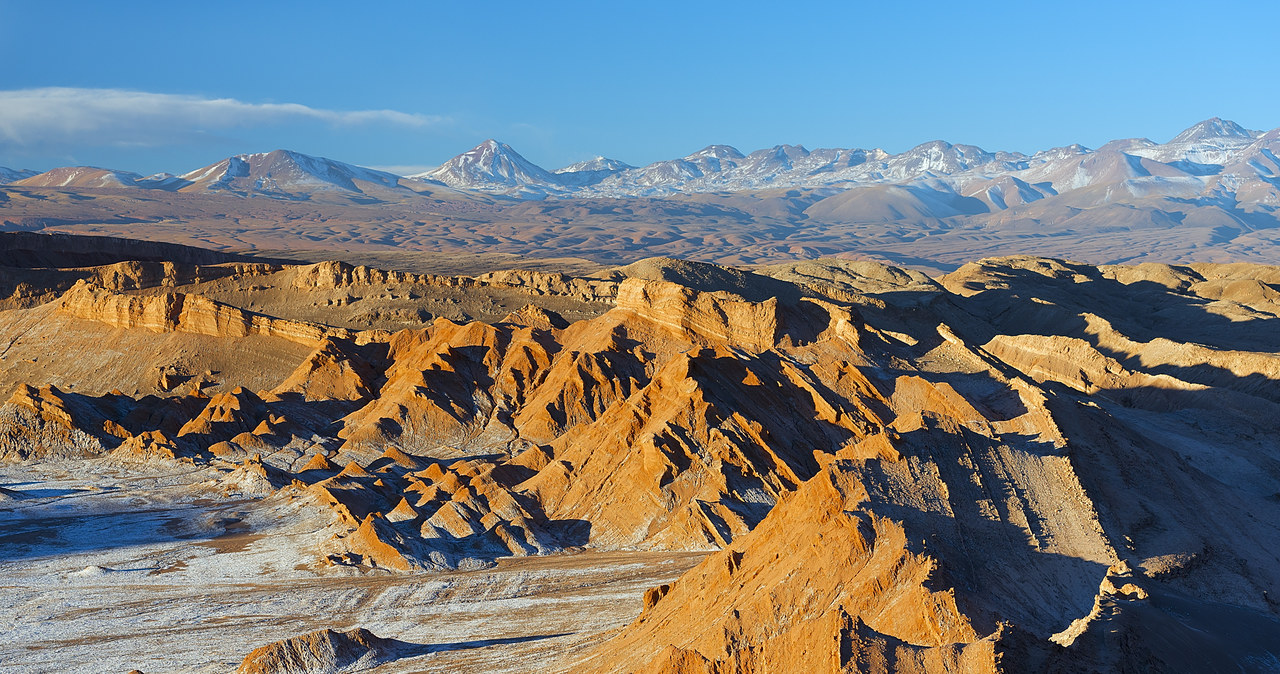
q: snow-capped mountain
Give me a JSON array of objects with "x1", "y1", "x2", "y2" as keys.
[
  {"x1": 5, "y1": 151, "x2": 411, "y2": 201},
  {"x1": 405, "y1": 118, "x2": 1272, "y2": 204},
  {"x1": 556, "y1": 156, "x2": 633, "y2": 174},
  {"x1": 408, "y1": 139, "x2": 562, "y2": 197},
  {"x1": 136, "y1": 173, "x2": 190, "y2": 190},
  {"x1": 1208, "y1": 128, "x2": 1280, "y2": 207},
  {"x1": 554, "y1": 156, "x2": 633, "y2": 187},
  {"x1": 180, "y1": 149, "x2": 405, "y2": 197},
  {"x1": 13, "y1": 167, "x2": 148, "y2": 189},
  {"x1": 1128, "y1": 117, "x2": 1261, "y2": 166},
  {"x1": 0, "y1": 167, "x2": 38, "y2": 184},
  {"x1": 596, "y1": 145, "x2": 747, "y2": 193},
  {"x1": 1171, "y1": 117, "x2": 1256, "y2": 144},
  {"x1": 6, "y1": 118, "x2": 1275, "y2": 217}
]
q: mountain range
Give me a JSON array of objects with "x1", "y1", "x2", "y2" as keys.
[
  {"x1": 3, "y1": 117, "x2": 1280, "y2": 272},
  {"x1": 411, "y1": 118, "x2": 1280, "y2": 210},
  {"x1": 5, "y1": 118, "x2": 1277, "y2": 208}
]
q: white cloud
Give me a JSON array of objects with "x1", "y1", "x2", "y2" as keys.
[{"x1": 0, "y1": 88, "x2": 445, "y2": 148}]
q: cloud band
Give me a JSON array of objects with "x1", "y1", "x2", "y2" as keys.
[{"x1": 0, "y1": 88, "x2": 443, "y2": 148}]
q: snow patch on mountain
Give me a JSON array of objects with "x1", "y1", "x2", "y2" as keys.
[
  {"x1": 554, "y1": 156, "x2": 634, "y2": 187},
  {"x1": 1170, "y1": 117, "x2": 1257, "y2": 144},
  {"x1": 556, "y1": 157, "x2": 634, "y2": 174},
  {"x1": 408, "y1": 119, "x2": 1276, "y2": 212},
  {"x1": 0, "y1": 167, "x2": 38, "y2": 184},
  {"x1": 409, "y1": 140, "x2": 562, "y2": 197},
  {"x1": 10, "y1": 117, "x2": 1277, "y2": 217},
  {"x1": 180, "y1": 150, "x2": 404, "y2": 196},
  {"x1": 13, "y1": 167, "x2": 144, "y2": 189}
]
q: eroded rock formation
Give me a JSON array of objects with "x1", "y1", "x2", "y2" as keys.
[
  {"x1": 236, "y1": 627, "x2": 396, "y2": 674},
  {"x1": 5, "y1": 242, "x2": 1280, "y2": 672}
]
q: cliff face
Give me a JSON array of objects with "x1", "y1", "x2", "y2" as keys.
[
  {"x1": 0, "y1": 384, "x2": 116, "y2": 461},
  {"x1": 576, "y1": 256, "x2": 1280, "y2": 672},
  {"x1": 5, "y1": 251, "x2": 1280, "y2": 672},
  {"x1": 56, "y1": 281, "x2": 348, "y2": 347},
  {"x1": 582, "y1": 453, "x2": 1001, "y2": 674},
  {"x1": 292, "y1": 259, "x2": 618, "y2": 303},
  {"x1": 613, "y1": 278, "x2": 782, "y2": 353}
]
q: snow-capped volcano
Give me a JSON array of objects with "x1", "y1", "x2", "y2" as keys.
[
  {"x1": 180, "y1": 149, "x2": 404, "y2": 196},
  {"x1": 1169, "y1": 117, "x2": 1256, "y2": 144},
  {"x1": 409, "y1": 139, "x2": 561, "y2": 196}
]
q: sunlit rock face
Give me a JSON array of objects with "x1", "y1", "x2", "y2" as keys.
[{"x1": 2, "y1": 238, "x2": 1279, "y2": 672}]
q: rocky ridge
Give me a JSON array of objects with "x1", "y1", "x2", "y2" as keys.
[{"x1": 2, "y1": 240, "x2": 1279, "y2": 671}]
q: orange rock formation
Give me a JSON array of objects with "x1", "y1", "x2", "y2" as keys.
[{"x1": 5, "y1": 247, "x2": 1280, "y2": 672}]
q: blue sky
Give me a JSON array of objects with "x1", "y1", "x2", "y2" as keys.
[{"x1": 1, "y1": 0, "x2": 1276, "y2": 175}]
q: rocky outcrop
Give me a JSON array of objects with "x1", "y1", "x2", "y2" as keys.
[
  {"x1": 981, "y1": 332, "x2": 1216, "y2": 413},
  {"x1": 89, "y1": 260, "x2": 276, "y2": 293},
  {"x1": 307, "y1": 449, "x2": 562, "y2": 571},
  {"x1": 290, "y1": 260, "x2": 431, "y2": 290},
  {"x1": 476, "y1": 268, "x2": 616, "y2": 302},
  {"x1": 0, "y1": 384, "x2": 118, "y2": 461},
  {"x1": 56, "y1": 281, "x2": 347, "y2": 347},
  {"x1": 411, "y1": 458, "x2": 559, "y2": 557},
  {"x1": 334, "y1": 319, "x2": 527, "y2": 455},
  {"x1": 291, "y1": 259, "x2": 617, "y2": 303},
  {"x1": 270, "y1": 338, "x2": 382, "y2": 402},
  {"x1": 106, "y1": 430, "x2": 183, "y2": 464},
  {"x1": 223, "y1": 453, "x2": 293, "y2": 496},
  {"x1": 236, "y1": 627, "x2": 397, "y2": 674},
  {"x1": 339, "y1": 514, "x2": 423, "y2": 572},
  {"x1": 8, "y1": 249, "x2": 1280, "y2": 672},
  {"x1": 519, "y1": 344, "x2": 873, "y2": 549},
  {"x1": 582, "y1": 454, "x2": 1000, "y2": 673},
  {"x1": 614, "y1": 278, "x2": 781, "y2": 353},
  {"x1": 178, "y1": 387, "x2": 269, "y2": 440}
]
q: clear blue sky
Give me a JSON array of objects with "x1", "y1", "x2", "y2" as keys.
[{"x1": 1, "y1": 0, "x2": 1276, "y2": 175}]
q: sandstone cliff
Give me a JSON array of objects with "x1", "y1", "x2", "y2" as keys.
[{"x1": 57, "y1": 281, "x2": 348, "y2": 347}]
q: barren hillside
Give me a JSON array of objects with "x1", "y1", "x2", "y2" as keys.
[{"x1": 1, "y1": 234, "x2": 1278, "y2": 672}]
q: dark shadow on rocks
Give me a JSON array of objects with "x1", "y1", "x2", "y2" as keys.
[{"x1": 394, "y1": 632, "x2": 573, "y2": 658}]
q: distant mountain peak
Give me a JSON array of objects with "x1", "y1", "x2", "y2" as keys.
[
  {"x1": 0, "y1": 166, "x2": 39, "y2": 184},
  {"x1": 1171, "y1": 118, "x2": 1255, "y2": 144},
  {"x1": 413, "y1": 139, "x2": 561, "y2": 194},
  {"x1": 690, "y1": 145, "x2": 745, "y2": 161},
  {"x1": 470, "y1": 139, "x2": 518, "y2": 157},
  {"x1": 13, "y1": 117, "x2": 1276, "y2": 204},
  {"x1": 555, "y1": 156, "x2": 634, "y2": 174},
  {"x1": 13, "y1": 166, "x2": 143, "y2": 189},
  {"x1": 180, "y1": 149, "x2": 402, "y2": 195},
  {"x1": 752, "y1": 144, "x2": 810, "y2": 161},
  {"x1": 910, "y1": 139, "x2": 954, "y2": 151}
]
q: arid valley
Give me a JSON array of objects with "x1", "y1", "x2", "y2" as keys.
[
  {"x1": 3, "y1": 219, "x2": 1280, "y2": 671},
  {"x1": 5, "y1": 5, "x2": 1280, "y2": 669}
]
